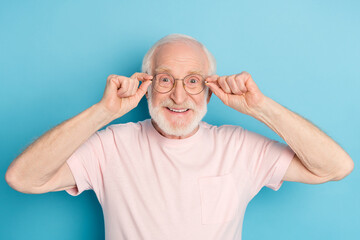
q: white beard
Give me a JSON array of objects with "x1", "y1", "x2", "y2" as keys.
[{"x1": 147, "y1": 87, "x2": 208, "y2": 137}]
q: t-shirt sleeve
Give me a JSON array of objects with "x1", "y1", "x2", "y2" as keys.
[
  {"x1": 65, "y1": 128, "x2": 109, "y2": 198},
  {"x1": 241, "y1": 129, "x2": 295, "y2": 196}
]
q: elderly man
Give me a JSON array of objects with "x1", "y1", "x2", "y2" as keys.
[{"x1": 6, "y1": 33, "x2": 354, "y2": 240}]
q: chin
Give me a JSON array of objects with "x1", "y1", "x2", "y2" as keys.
[
  {"x1": 152, "y1": 109, "x2": 199, "y2": 137},
  {"x1": 163, "y1": 118, "x2": 199, "y2": 137},
  {"x1": 148, "y1": 102, "x2": 207, "y2": 137},
  {"x1": 147, "y1": 88, "x2": 208, "y2": 137}
]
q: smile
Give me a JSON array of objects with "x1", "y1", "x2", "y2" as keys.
[{"x1": 166, "y1": 107, "x2": 190, "y2": 113}]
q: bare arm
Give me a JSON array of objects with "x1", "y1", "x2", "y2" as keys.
[
  {"x1": 253, "y1": 96, "x2": 354, "y2": 179},
  {"x1": 206, "y1": 71, "x2": 354, "y2": 182},
  {"x1": 5, "y1": 103, "x2": 113, "y2": 193},
  {"x1": 5, "y1": 73, "x2": 153, "y2": 193}
]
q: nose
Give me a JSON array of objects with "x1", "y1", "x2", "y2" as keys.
[{"x1": 170, "y1": 80, "x2": 188, "y2": 104}]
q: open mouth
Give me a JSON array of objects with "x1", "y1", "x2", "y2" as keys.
[{"x1": 166, "y1": 107, "x2": 190, "y2": 113}]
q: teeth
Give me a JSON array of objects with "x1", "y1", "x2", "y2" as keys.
[{"x1": 168, "y1": 108, "x2": 188, "y2": 113}]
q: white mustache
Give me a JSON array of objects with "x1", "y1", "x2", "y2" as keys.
[{"x1": 160, "y1": 99, "x2": 195, "y2": 110}]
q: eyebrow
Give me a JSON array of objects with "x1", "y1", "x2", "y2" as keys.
[{"x1": 154, "y1": 67, "x2": 204, "y2": 75}]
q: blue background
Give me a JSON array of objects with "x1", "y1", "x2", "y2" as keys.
[{"x1": 1, "y1": 0, "x2": 359, "y2": 239}]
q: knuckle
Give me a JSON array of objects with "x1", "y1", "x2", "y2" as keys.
[
  {"x1": 131, "y1": 72, "x2": 141, "y2": 78},
  {"x1": 107, "y1": 74, "x2": 115, "y2": 81},
  {"x1": 241, "y1": 71, "x2": 251, "y2": 77}
]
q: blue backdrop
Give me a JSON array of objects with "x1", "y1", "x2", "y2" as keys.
[{"x1": 1, "y1": 0, "x2": 359, "y2": 239}]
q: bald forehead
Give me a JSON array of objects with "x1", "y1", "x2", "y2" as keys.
[{"x1": 152, "y1": 41, "x2": 209, "y2": 75}]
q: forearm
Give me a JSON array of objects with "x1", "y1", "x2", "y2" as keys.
[
  {"x1": 6, "y1": 103, "x2": 115, "y2": 189},
  {"x1": 251, "y1": 96, "x2": 353, "y2": 177}
]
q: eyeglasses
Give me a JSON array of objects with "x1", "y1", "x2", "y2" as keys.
[{"x1": 152, "y1": 73, "x2": 207, "y2": 95}]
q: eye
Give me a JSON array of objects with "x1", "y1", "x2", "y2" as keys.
[
  {"x1": 161, "y1": 77, "x2": 170, "y2": 83},
  {"x1": 189, "y1": 78, "x2": 198, "y2": 84},
  {"x1": 186, "y1": 75, "x2": 202, "y2": 85},
  {"x1": 156, "y1": 74, "x2": 173, "y2": 87}
]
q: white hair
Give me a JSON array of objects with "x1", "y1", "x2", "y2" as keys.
[{"x1": 141, "y1": 33, "x2": 216, "y2": 76}]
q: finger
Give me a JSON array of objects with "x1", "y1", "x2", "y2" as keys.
[
  {"x1": 131, "y1": 72, "x2": 153, "y2": 81},
  {"x1": 110, "y1": 76, "x2": 121, "y2": 90},
  {"x1": 205, "y1": 76, "x2": 221, "y2": 89},
  {"x1": 125, "y1": 78, "x2": 136, "y2": 97},
  {"x1": 218, "y1": 76, "x2": 232, "y2": 94},
  {"x1": 235, "y1": 74, "x2": 248, "y2": 93},
  {"x1": 107, "y1": 74, "x2": 117, "y2": 84},
  {"x1": 205, "y1": 82, "x2": 228, "y2": 103},
  {"x1": 134, "y1": 80, "x2": 152, "y2": 102},
  {"x1": 205, "y1": 74, "x2": 219, "y2": 82},
  {"x1": 226, "y1": 75, "x2": 243, "y2": 95},
  {"x1": 109, "y1": 75, "x2": 126, "y2": 94},
  {"x1": 239, "y1": 71, "x2": 260, "y2": 94},
  {"x1": 237, "y1": 78, "x2": 248, "y2": 93},
  {"x1": 117, "y1": 78, "x2": 130, "y2": 96},
  {"x1": 128, "y1": 76, "x2": 139, "y2": 95},
  {"x1": 131, "y1": 78, "x2": 139, "y2": 95}
]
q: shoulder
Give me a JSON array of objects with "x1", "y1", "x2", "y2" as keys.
[
  {"x1": 200, "y1": 121, "x2": 272, "y2": 145},
  {"x1": 201, "y1": 121, "x2": 243, "y2": 132},
  {"x1": 200, "y1": 121, "x2": 245, "y2": 139},
  {"x1": 97, "y1": 119, "x2": 147, "y2": 138},
  {"x1": 107, "y1": 121, "x2": 142, "y2": 131}
]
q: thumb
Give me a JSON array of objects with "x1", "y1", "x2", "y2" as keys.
[
  {"x1": 206, "y1": 82, "x2": 227, "y2": 102},
  {"x1": 134, "y1": 80, "x2": 152, "y2": 102}
]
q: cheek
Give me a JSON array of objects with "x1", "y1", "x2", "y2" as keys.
[
  {"x1": 151, "y1": 94, "x2": 167, "y2": 107},
  {"x1": 194, "y1": 96, "x2": 207, "y2": 107},
  {"x1": 192, "y1": 97, "x2": 205, "y2": 110}
]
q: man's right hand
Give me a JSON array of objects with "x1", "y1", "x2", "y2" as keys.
[{"x1": 98, "y1": 72, "x2": 153, "y2": 119}]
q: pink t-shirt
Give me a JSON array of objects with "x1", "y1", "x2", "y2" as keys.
[{"x1": 66, "y1": 119, "x2": 295, "y2": 240}]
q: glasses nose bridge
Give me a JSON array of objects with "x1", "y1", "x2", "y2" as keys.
[
  {"x1": 173, "y1": 78, "x2": 186, "y2": 84},
  {"x1": 171, "y1": 78, "x2": 187, "y2": 93}
]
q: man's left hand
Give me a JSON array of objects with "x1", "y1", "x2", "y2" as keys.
[{"x1": 205, "y1": 71, "x2": 265, "y2": 116}]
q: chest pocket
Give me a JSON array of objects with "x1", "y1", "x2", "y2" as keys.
[{"x1": 198, "y1": 172, "x2": 240, "y2": 225}]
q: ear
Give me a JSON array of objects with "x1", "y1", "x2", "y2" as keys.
[{"x1": 206, "y1": 88, "x2": 212, "y2": 104}]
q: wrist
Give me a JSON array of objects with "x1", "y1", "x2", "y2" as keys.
[
  {"x1": 249, "y1": 96, "x2": 280, "y2": 122},
  {"x1": 92, "y1": 103, "x2": 117, "y2": 127}
]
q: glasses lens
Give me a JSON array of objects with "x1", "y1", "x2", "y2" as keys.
[
  {"x1": 184, "y1": 74, "x2": 205, "y2": 94},
  {"x1": 154, "y1": 74, "x2": 174, "y2": 93}
]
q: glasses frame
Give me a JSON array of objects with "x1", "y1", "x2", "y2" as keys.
[{"x1": 152, "y1": 72, "x2": 208, "y2": 95}]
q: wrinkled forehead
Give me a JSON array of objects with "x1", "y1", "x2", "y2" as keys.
[{"x1": 152, "y1": 41, "x2": 209, "y2": 76}]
